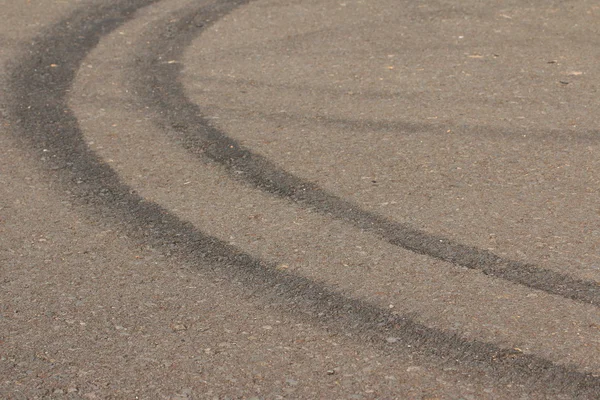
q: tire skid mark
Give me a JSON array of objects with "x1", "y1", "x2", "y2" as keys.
[
  {"x1": 130, "y1": 1, "x2": 600, "y2": 308},
  {"x1": 73, "y1": 0, "x2": 600, "y2": 373},
  {"x1": 5, "y1": 0, "x2": 600, "y2": 396}
]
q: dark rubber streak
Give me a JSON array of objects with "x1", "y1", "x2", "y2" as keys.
[
  {"x1": 130, "y1": 2, "x2": 600, "y2": 307},
  {"x1": 5, "y1": 0, "x2": 600, "y2": 396}
]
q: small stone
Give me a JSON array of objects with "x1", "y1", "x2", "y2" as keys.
[
  {"x1": 386, "y1": 337, "x2": 398, "y2": 343},
  {"x1": 326, "y1": 370, "x2": 335, "y2": 375},
  {"x1": 286, "y1": 378, "x2": 298, "y2": 386}
]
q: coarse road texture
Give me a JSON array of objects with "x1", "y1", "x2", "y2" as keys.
[{"x1": 1, "y1": 0, "x2": 600, "y2": 398}]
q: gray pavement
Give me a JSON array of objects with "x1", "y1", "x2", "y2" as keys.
[{"x1": 1, "y1": 0, "x2": 600, "y2": 398}]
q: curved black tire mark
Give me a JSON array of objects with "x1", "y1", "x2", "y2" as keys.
[
  {"x1": 5, "y1": 0, "x2": 600, "y2": 396},
  {"x1": 130, "y1": 2, "x2": 600, "y2": 307}
]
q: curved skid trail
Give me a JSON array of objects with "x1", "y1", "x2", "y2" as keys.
[
  {"x1": 72, "y1": 0, "x2": 600, "y2": 374},
  {"x1": 4, "y1": 0, "x2": 600, "y2": 397},
  {"x1": 130, "y1": 1, "x2": 600, "y2": 307}
]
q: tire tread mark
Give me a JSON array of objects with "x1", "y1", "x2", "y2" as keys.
[
  {"x1": 5, "y1": 0, "x2": 600, "y2": 396},
  {"x1": 131, "y1": 3, "x2": 600, "y2": 306}
]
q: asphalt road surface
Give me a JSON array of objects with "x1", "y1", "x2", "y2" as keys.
[{"x1": 1, "y1": 0, "x2": 600, "y2": 398}]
